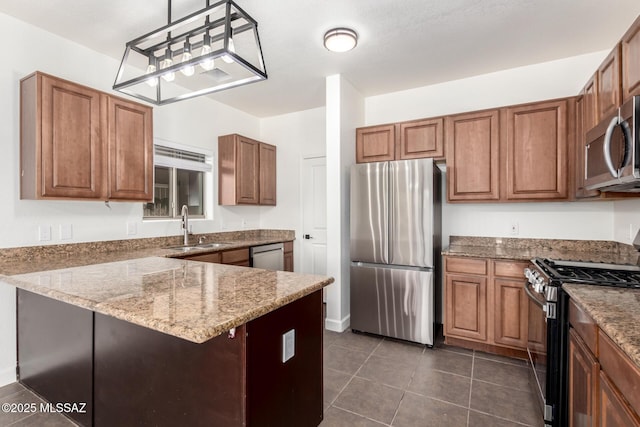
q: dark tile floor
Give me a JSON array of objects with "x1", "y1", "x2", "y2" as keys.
[
  {"x1": 0, "y1": 329, "x2": 544, "y2": 427},
  {"x1": 320, "y1": 329, "x2": 544, "y2": 427}
]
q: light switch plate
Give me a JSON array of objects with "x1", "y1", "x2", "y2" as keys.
[
  {"x1": 282, "y1": 329, "x2": 295, "y2": 363},
  {"x1": 38, "y1": 225, "x2": 51, "y2": 241}
]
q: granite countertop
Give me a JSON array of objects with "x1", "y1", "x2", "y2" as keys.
[
  {"x1": 442, "y1": 236, "x2": 640, "y2": 265},
  {"x1": 563, "y1": 284, "x2": 640, "y2": 370},
  {"x1": 1, "y1": 256, "x2": 333, "y2": 343},
  {"x1": 0, "y1": 231, "x2": 294, "y2": 276}
]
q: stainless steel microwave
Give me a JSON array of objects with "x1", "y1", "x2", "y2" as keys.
[{"x1": 585, "y1": 96, "x2": 640, "y2": 192}]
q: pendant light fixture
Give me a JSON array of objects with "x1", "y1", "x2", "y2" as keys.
[
  {"x1": 113, "y1": 0, "x2": 267, "y2": 105},
  {"x1": 323, "y1": 28, "x2": 358, "y2": 52}
]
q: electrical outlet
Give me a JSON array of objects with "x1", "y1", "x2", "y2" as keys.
[
  {"x1": 282, "y1": 329, "x2": 295, "y2": 363},
  {"x1": 60, "y1": 224, "x2": 73, "y2": 240},
  {"x1": 127, "y1": 222, "x2": 137, "y2": 236},
  {"x1": 38, "y1": 225, "x2": 51, "y2": 241},
  {"x1": 510, "y1": 222, "x2": 519, "y2": 236}
]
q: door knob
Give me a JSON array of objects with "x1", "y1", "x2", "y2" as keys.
[{"x1": 304, "y1": 234, "x2": 313, "y2": 239}]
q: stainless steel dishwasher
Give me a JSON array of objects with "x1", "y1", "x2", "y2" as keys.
[{"x1": 250, "y1": 243, "x2": 284, "y2": 270}]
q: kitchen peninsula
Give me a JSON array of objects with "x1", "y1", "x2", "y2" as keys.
[{"x1": 0, "y1": 230, "x2": 333, "y2": 427}]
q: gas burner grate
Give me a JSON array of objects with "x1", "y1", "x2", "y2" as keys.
[{"x1": 535, "y1": 258, "x2": 640, "y2": 288}]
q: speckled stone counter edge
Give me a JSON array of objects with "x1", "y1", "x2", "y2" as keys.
[
  {"x1": 0, "y1": 229, "x2": 294, "y2": 262},
  {"x1": 563, "y1": 284, "x2": 640, "y2": 370},
  {"x1": 443, "y1": 235, "x2": 640, "y2": 265}
]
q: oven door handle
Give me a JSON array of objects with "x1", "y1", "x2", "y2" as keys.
[{"x1": 524, "y1": 282, "x2": 545, "y2": 308}]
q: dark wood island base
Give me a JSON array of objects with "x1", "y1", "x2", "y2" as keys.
[{"x1": 17, "y1": 289, "x2": 323, "y2": 427}]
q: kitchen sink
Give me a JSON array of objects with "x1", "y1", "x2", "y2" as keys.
[{"x1": 167, "y1": 242, "x2": 232, "y2": 252}]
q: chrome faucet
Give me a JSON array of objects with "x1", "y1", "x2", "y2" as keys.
[{"x1": 181, "y1": 204, "x2": 190, "y2": 245}]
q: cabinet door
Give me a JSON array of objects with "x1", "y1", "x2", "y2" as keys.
[
  {"x1": 236, "y1": 137, "x2": 260, "y2": 204},
  {"x1": 598, "y1": 46, "x2": 622, "y2": 122},
  {"x1": 40, "y1": 74, "x2": 106, "y2": 199},
  {"x1": 504, "y1": 99, "x2": 569, "y2": 200},
  {"x1": 599, "y1": 371, "x2": 640, "y2": 427},
  {"x1": 576, "y1": 77, "x2": 601, "y2": 199},
  {"x1": 356, "y1": 124, "x2": 395, "y2": 163},
  {"x1": 445, "y1": 110, "x2": 500, "y2": 201},
  {"x1": 445, "y1": 273, "x2": 487, "y2": 342},
  {"x1": 259, "y1": 143, "x2": 276, "y2": 205},
  {"x1": 398, "y1": 118, "x2": 444, "y2": 159},
  {"x1": 569, "y1": 328, "x2": 599, "y2": 427},
  {"x1": 108, "y1": 96, "x2": 153, "y2": 201},
  {"x1": 493, "y1": 278, "x2": 528, "y2": 349},
  {"x1": 622, "y1": 16, "x2": 640, "y2": 100}
]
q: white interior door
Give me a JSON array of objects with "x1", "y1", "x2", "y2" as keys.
[{"x1": 301, "y1": 157, "x2": 327, "y2": 279}]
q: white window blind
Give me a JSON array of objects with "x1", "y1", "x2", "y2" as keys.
[{"x1": 153, "y1": 139, "x2": 213, "y2": 172}]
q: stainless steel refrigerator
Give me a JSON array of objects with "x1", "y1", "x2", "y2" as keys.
[{"x1": 350, "y1": 158, "x2": 441, "y2": 345}]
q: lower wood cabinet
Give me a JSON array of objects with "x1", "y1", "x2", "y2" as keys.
[
  {"x1": 445, "y1": 272, "x2": 487, "y2": 342},
  {"x1": 183, "y1": 248, "x2": 250, "y2": 266},
  {"x1": 444, "y1": 256, "x2": 528, "y2": 355},
  {"x1": 568, "y1": 299, "x2": 640, "y2": 427},
  {"x1": 599, "y1": 371, "x2": 640, "y2": 427},
  {"x1": 283, "y1": 241, "x2": 294, "y2": 272},
  {"x1": 568, "y1": 328, "x2": 599, "y2": 427}
]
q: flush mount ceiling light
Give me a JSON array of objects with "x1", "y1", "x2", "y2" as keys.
[
  {"x1": 113, "y1": 0, "x2": 267, "y2": 105},
  {"x1": 323, "y1": 28, "x2": 358, "y2": 53}
]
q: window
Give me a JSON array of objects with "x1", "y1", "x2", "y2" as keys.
[{"x1": 143, "y1": 140, "x2": 213, "y2": 219}]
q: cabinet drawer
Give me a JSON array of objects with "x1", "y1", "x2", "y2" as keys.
[
  {"x1": 569, "y1": 300, "x2": 598, "y2": 356},
  {"x1": 446, "y1": 257, "x2": 487, "y2": 275},
  {"x1": 184, "y1": 253, "x2": 221, "y2": 264},
  {"x1": 221, "y1": 248, "x2": 250, "y2": 264},
  {"x1": 493, "y1": 260, "x2": 528, "y2": 279},
  {"x1": 598, "y1": 329, "x2": 640, "y2": 417}
]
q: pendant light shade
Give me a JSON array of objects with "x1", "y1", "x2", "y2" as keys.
[
  {"x1": 113, "y1": 0, "x2": 267, "y2": 105},
  {"x1": 323, "y1": 28, "x2": 358, "y2": 52}
]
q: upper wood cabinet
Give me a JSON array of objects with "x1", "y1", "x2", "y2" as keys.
[
  {"x1": 445, "y1": 110, "x2": 500, "y2": 202},
  {"x1": 622, "y1": 15, "x2": 640, "y2": 100},
  {"x1": 503, "y1": 98, "x2": 570, "y2": 201},
  {"x1": 107, "y1": 96, "x2": 153, "y2": 201},
  {"x1": 218, "y1": 134, "x2": 276, "y2": 206},
  {"x1": 259, "y1": 143, "x2": 277, "y2": 205},
  {"x1": 397, "y1": 118, "x2": 444, "y2": 159},
  {"x1": 20, "y1": 72, "x2": 153, "y2": 202},
  {"x1": 356, "y1": 124, "x2": 395, "y2": 163},
  {"x1": 576, "y1": 76, "x2": 601, "y2": 199},
  {"x1": 356, "y1": 119, "x2": 444, "y2": 163},
  {"x1": 598, "y1": 46, "x2": 622, "y2": 122}
]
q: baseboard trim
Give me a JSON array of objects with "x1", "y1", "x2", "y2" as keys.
[
  {"x1": 0, "y1": 365, "x2": 16, "y2": 387},
  {"x1": 324, "y1": 314, "x2": 350, "y2": 332}
]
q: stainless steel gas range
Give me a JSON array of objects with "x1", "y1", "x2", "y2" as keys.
[{"x1": 524, "y1": 258, "x2": 640, "y2": 427}]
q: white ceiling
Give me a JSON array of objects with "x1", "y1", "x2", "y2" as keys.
[{"x1": 2, "y1": 0, "x2": 640, "y2": 117}]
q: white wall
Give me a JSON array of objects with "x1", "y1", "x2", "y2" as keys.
[
  {"x1": 365, "y1": 52, "x2": 618, "y2": 245},
  {"x1": 613, "y1": 199, "x2": 640, "y2": 245},
  {"x1": 0, "y1": 12, "x2": 263, "y2": 386},
  {"x1": 325, "y1": 75, "x2": 363, "y2": 332},
  {"x1": 259, "y1": 106, "x2": 326, "y2": 269}
]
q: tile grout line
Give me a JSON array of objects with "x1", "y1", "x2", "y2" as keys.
[
  {"x1": 389, "y1": 344, "x2": 426, "y2": 426},
  {"x1": 330, "y1": 404, "x2": 392, "y2": 426},
  {"x1": 327, "y1": 336, "x2": 385, "y2": 408}
]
